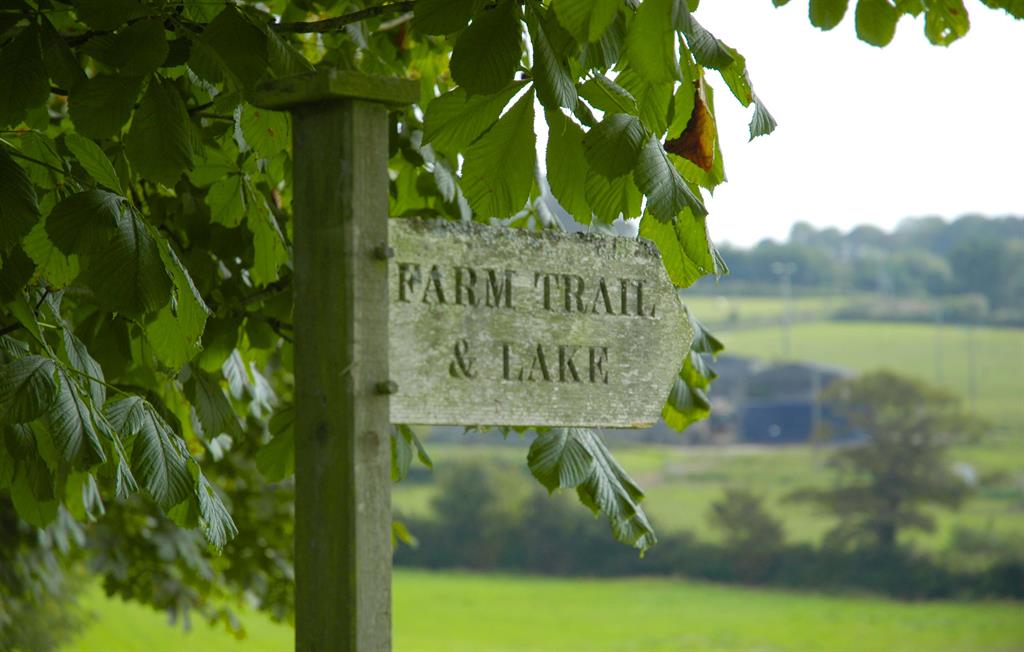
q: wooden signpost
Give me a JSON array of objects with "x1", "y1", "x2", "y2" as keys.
[{"x1": 253, "y1": 69, "x2": 693, "y2": 652}]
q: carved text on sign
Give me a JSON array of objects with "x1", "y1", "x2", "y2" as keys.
[{"x1": 388, "y1": 219, "x2": 693, "y2": 427}]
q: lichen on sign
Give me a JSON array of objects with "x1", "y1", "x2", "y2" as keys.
[{"x1": 388, "y1": 219, "x2": 693, "y2": 428}]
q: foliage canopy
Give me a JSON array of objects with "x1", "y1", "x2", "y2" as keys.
[{"x1": 0, "y1": 0, "x2": 1020, "y2": 642}]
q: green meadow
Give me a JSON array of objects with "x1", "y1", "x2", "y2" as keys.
[
  {"x1": 720, "y1": 320, "x2": 1024, "y2": 434},
  {"x1": 392, "y1": 438, "x2": 1024, "y2": 550},
  {"x1": 68, "y1": 571, "x2": 1024, "y2": 652},
  {"x1": 70, "y1": 308, "x2": 1024, "y2": 651},
  {"x1": 391, "y1": 315, "x2": 1024, "y2": 549}
]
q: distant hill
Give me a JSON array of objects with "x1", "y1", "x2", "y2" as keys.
[{"x1": 702, "y1": 215, "x2": 1024, "y2": 313}]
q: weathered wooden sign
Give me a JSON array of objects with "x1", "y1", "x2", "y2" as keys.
[{"x1": 388, "y1": 219, "x2": 693, "y2": 427}]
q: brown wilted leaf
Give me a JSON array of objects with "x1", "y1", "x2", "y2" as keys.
[{"x1": 664, "y1": 79, "x2": 716, "y2": 172}]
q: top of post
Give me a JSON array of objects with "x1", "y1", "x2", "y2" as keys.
[{"x1": 250, "y1": 67, "x2": 419, "y2": 110}]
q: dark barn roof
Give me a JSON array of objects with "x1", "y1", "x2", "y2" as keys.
[{"x1": 739, "y1": 399, "x2": 849, "y2": 444}]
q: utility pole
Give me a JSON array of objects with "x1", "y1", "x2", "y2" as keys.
[
  {"x1": 934, "y1": 303, "x2": 944, "y2": 385},
  {"x1": 772, "y1": 261, "x2": 797, "y2": 360}
]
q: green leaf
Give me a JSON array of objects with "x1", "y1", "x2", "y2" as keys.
[
  {"x1": 856, "y1": 0, "x2": 900, "y2": 45},
  {"x1": 126, "y1": 76, "x2": 195, "y2": 187},
  {"x1": 634, "y1": 136, "x2": 706, "y2": 222},
  {"x1": 617, "y1": 69, "x2": 673, "y2": 136},
  {"x1": 528, "y1": 5, "x2": 579, "y2": 111},
  {"x1": 431, "y1": 157, "x2": 461, "y2": 204},
  {"x1": 461, "y1": 90, "x2": 536, "y2": 218},
  {"x1": 579, "y1": 11, "x2": 626, "y2": 70},
  {"x1": 810, "y1": 0, "x2": 851, "y2": 29},
  {"x1": 405, "y1": 424, "x2": 432, "y2": 469},
  {"x1": 422, "y1": 82, "x2": 525, "y2": 154},
  {"x1": 240, "y1": 105, "x2": 290, "y2": 158},
  {"x1": 83, "y1": 209, "x2": 172, "y2": 317},
  {"x1": 924, "y1": 0, "x2": 971, "y2": 45},
  {"x1": 639, "y1": 210, "x2": 724, "y2": 287},
  {"x1": 61, "y1": 329, "x2": 105, "y2": 408},
  {"x1": 578, "y1": 75, "x2": 637, "y2": 115},
  {"x1": 663, "y1": 355, "x2": 712, "y2": 430},
  {"x1": 0, "y1": 25, "x2": 49, "y2": 128},
  {"x1": 552, "y1": 0, "x2": 619, "y2": 42},
  {"x1": 527, "y1": 427, "x2": 594, "y2": 491},
  {"x1": 0, "y1": 247, "x2": 35, "y2": 305},
  {"x1": 750, "y1": 96, "x2": 778, "y2": 140},
  {"x1": 391, "y1": 424, "x2": 432, "y2": 482},
  {"x1": 185, "y1": 369, "x2": 239, "y2": 440},
  {"x1": 717, "y1": 47, "x2": 753, "y2": 107},
  {"x1": 247, "y1": 199, "x2": 289, "y2": 286},
  {"x1": 663, "y1": 312, "x2": 722, "y2": 430},
  {"x1": 144, "y1": 240, "x2": 210, "y2": 369},
  {"x1": 265, "y1": 29, "x2": 315, "y2": 78},
  {"x1": 391, "y1": 428, "x2": 413, "y2": 482},
  {"x1": 582, "y1": 113, "x2": 647, "y2": 178},
  {"x1": 39, "y1": 17, "x2": 86, "y2": 91},
  {"x1": 88, "y1": 19, "x2": 169, "y2": 77},
  {"x1": 205, "y1": 175, "x2": 246, "y2": 227},
  {"x1": 69, "y1": 74, "x2": 144, "y2": 139},
  {"x1": 450, "y1": 0, "x2": 523, "y2": 95},
  {"x1": 66, "y1": 471, "x2": 105, "y2": 521},
  {"x1": 105, "y1": 395, "x2": 145, "y2": 432},
  {"x1": 0, "y1": 355, "x2": 59, "y2": 423},
  {"x1": 256, "y1": 405, "x2": 295, "y2": 481},
  {"x1": 72, "y1": 0, "x2": 142, "y2": 30},
  {"x1": 413, "y1": 0, "x2": 483, "y2": 34},
  {"x1": 113, "y1": 397, "x2": 192, "y2": 509},
  {"x1": 0, "y1": 146, "x2": 39, "y2": 253},
  {"x1": 65, "y1": 133, "x2": 123, "y2": 193},
  {"x1": 392, "y1": 519, "x2": 419, "y2": 549},
  {"x1": 22, "y1": 220, "x2": 80, "y2": 288},
  {"x1": 196, "y1": 470, "x2": 237, "y2": 549},
  {"x1": 979, "y1": 0, "x2": 1024, "y2": 19},
  {"x1": 10, "y1": 462, "x2": 57, "y2": 528},
  {"x1": 545, "y1": 109, "x2": 591, "y2": 221},
  {"x1": 625, "y1": 0, "x2": 679, "y2": 83},
  {"x1": 188, "y1": 5, "x2": 270, "y2": 91},
  {"x1": 4, "y1": 293, "x2": 43, "y2": 346},
  {"x1": 679, "y1": 13, "x2": 735, "y2": 70},
  {"x1": 46, "y1": 189, "x2": 124, "y2": 256},
  {"x1": 528, "y1": 428, "x2": 657, "y2": 550},
  {"x1": 584, "y1": 168, "x2": 642, "y2": 224},
  {"x1": 17, "y1": 131, "x2": 63, "y2": 189},
  {"x1": 49, "y1": 368, "x2": 107, "y2": 468}
]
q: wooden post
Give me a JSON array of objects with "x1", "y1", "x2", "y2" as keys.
[{"x1": 252, "y1": 70, "x2": 418, "y2": 652}]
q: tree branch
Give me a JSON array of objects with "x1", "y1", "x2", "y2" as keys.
[{"x1": 272, "y1": 1, "x2": 415, "y2": 33}]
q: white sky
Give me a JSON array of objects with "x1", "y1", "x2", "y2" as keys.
[{"x1": 694, "y1": 2, "x2": 1024, "y2": 247}]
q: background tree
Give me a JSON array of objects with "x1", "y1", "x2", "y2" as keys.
[
  {"x1": 0, "y1": 0, "x2": 1021, "y2": 647},
  {"x1": 706, "y1": 487, "x2": 785, "y2": 582},
  {"x1": 791, "y1": 371, "x2": 988, "y2": 550}
]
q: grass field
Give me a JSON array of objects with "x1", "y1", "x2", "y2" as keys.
[
  {"x1": 393, "y1": 438, "x2": 1024, "y2": 550},
  {"x1": 68, "y1": 570, "x2": 1024, "y2": 652},
  {"x1": 393, "y1": 316, "x2": 1024, "y2": 549},
  {"x1": 720, "y1": 321, "x2": 1024, "y2": 433},
  {"x1": 680, "y1": 294, "x2": 873, "y2": 330},
  {"x1": 70, "y1": 308, "x2": 1023, "y2": 651}
]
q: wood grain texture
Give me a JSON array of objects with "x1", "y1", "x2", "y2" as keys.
[
  {"x1": 291, "y1": 99, "x2": 392, "y2": 652},
  {"x1": 388, "y1": 219, "x2": 693, "y2": 428},
  {"x1": 251, "y1": 68, "x2": 419, "y2": 110}
]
